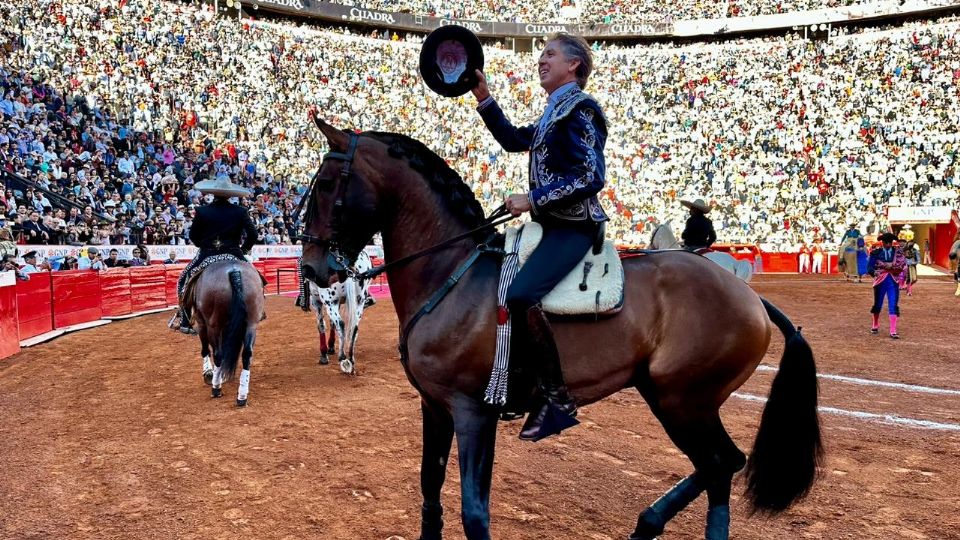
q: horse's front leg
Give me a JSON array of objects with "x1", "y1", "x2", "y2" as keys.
[
  {"x1": 330, "y1": 302, "x2": 350, "y2": 373},
  {"x1": 315, "y1": 298, "x2": 330, "y2": 365},
  {"x1": 419, "y1": 401, "x2": 454, "y2": 540},
  {"x1": 453, "y1": 399, "x2": 499, "y2": 540}
]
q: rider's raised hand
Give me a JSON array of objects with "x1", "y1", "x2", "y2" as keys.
[{"x1": 471, "y1": 69, "x2": 491, "y2": 102}]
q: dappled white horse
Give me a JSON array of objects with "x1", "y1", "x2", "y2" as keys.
[
  {"x1": 308, "y1": 250, "x2": 375, "y2": 374},
  {"x1": 650, "y1": 222, "x2": 754, "y2": 282}
]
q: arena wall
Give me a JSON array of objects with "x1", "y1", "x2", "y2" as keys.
[
  {"x1": 0, "y1": 272, "x2": 20, "y2": 360},
  {"x1": 2, "y1": 259, "x2": 303, "y2": 360}
]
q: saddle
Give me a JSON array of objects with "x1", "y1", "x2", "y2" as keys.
[
  {"x1": 504, "y1": 222, "x2": 624, "y2": 317},
  {"x1": 486, "y1": 223, "x2": 624, "y2": 413},
  {"x1": 181, "y1": 254, "x2": 267, "y2": 324}
]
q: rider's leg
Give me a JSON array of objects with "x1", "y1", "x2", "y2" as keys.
[
  {"x1": 505, "y1": 222, "x2": 596, "y2": 441},
  {"x1": 174, "y1": 255, "x2": 202, "y2": 333}
]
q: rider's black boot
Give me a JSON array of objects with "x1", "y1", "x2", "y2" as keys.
[{"x1": 519, "y1": 305, "x2": 578, "y2": 441}]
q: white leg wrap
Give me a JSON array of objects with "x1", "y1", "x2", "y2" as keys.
[
  {"x1": 202, "y1": 356, "x2": 213, "y2": 374},
  {"x1": 238, "y1": 369, "x2": 251, "y2": 400},
  {"x1": 212, "y1": 366, "x2": 222, "y2": 388}
]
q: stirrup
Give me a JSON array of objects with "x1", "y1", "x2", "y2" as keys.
[{"x1": 519, "y1": 402, "x2": 579, "y2": 442}]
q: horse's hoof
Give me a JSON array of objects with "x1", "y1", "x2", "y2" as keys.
[
  {"x1": 319, "y1": 356, "x2": 329, "y2": 365},
  {"x1": 340, "y1": 359, "x2": 354, "y2": 374},
  {"x1": 212, "y1": 387, "x2": 223, "y2": 398},
  {"x1": 237, "y1": 398, "x2": 247, "y2": 407},
  {"x1": 203, "y1": 370, "x2": 214, "y2": 385}
]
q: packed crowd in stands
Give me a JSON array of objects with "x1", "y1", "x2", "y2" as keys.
[
  {"x1": 1, "y1": 0, "x2": 959, "y2": 262},
  {"x1": 329, "y1": 0, "x2": 885, "y2": 24}
]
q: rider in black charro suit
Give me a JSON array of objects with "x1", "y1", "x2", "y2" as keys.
[
  {"x1": 473, "y1": 33, "x2": 609, "y2": 441},
  {"x1": 680, "y1": 198, "x2": 717, "y2": 251},
  {"x1": 172, "y1": 176, "x2": 258, "y2": 334}
]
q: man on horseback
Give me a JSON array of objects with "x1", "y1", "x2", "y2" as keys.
[
  {"x1": 171, "y1": 176, "x2": 258, "y2": 334},
  {"x1": 471, "y1": 32, "x2": 608, "y2": 441},
  {"x1": 680, "y1": 198, "x2": 716, "y2": 251}
]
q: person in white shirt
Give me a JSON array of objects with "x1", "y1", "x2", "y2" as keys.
[{"x1": 20, "y1": 251, "x2": 42, "y2": 274}]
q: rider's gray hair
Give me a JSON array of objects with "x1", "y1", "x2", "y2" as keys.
[{"x1": 547, "y1": 32, "x2": 593, "y2": 89}]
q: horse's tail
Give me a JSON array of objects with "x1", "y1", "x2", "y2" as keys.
[
  {"x1": 745, "y1": 298, "x2": 823, "y2": 513},
  {"x1": 218, "y1": 268, "x2": 248, "y2": 382}
]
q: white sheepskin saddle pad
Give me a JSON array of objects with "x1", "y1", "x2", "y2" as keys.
[{"x1": 504, "y1": 223, "x2": 624, "y2": 316}]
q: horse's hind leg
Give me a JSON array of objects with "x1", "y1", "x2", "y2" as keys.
[
  {"x1": 211, "y1": 345, "x2": 224, "y2": 399},
  {"x1": 418, "y1": 401, "x2": 454, "y2": 540},
  {"x1": 452, "y1": 400, "x2": 498, "y2": 540},
  {"x1": 632, "y1": 384, "x2": 744, "y2": 540},
  {"x1": 236, "y1": 329, "x2": 255, "y2": 407},
  {"x1": 199, "y1": 325, "x2": 213, "y2": 385}
]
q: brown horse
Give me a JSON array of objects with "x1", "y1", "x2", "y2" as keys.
[
  {"x1": 190, "y1": 260, "x2": 265, "y2": 406},
  {"x1": 299, "y1": 119, "x2": 822, "y2": 540}
]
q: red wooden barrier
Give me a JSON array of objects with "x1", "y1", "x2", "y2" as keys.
[
  {"x1": 130, "y1": 265, "x2": 168, "y2": 312},
  {"x1": 165, "y1": 264, "x2": 187, "y2": 307},
  {"x1": 260, "y1": 259, "x2": 279, "y2": 290},
  {"x1": 16, "y1": 272, "x2": 53, "y2": 340},
  {"x1": 51, "y1": 270, "x2": 103, "y2": 328},
  {"x1": 275, "y1": 259, "x2": 299, "y2": 293},
  {"x1": 0, "y1": 272, "x2": 20, "y2": 359},
  {"x1": 100, "y1": 268, "x2": 132, "y2": 317}
]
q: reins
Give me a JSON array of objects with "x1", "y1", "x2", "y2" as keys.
[{"x1": 356, "y1": 204, "x2": 512, "y2": 280}]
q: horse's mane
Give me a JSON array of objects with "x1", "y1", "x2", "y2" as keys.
[{"x1": 362, "y1": 131, "x2": 487, "y2": 231}]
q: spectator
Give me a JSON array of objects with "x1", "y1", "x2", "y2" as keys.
[
  {"x1": 163, "y1": 250, "x2": 178, "y2": 264},
  {"x1": 104, "y1": 248, "x2": 128, "y2": 268},
  {"x1": 1, "y1": 254, "x2": 29, "y2": 281},
  {"x1": 128, "y1": 248, "x2": 148, "y2": 267},
  {"x1": 20, "y1": 251, "x2": 41, "y2": 274},
  {"x1": 0, "y1": 227, "x2": 16, "y2": 259}
]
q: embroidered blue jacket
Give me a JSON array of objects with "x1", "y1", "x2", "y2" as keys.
[{"x1": 477, "y1": 87, "x2": 609, "y2": 223}]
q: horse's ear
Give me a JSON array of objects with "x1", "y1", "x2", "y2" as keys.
[{"x1": 313, "y1": 115, "x2": 350, "y2": 151}]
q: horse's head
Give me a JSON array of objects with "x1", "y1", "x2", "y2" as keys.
[
  {"x1": 649, "y1": 221, "x2": 677, "y2": 250},
  {"x1": 300, "y1": 117, "x2": 383, "y2": 285}
]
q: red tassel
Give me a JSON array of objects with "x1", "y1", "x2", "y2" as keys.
[{"x1": 497, "y1": 306, "x2": 509, "y2": 326}]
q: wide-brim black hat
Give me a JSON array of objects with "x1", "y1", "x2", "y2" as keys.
[
  {"x1": 877, "y1": 232, "x2": 898, "y2": 243},
  {"x1": 419, "y1": 25, "x2": 484, "y2": 98}
]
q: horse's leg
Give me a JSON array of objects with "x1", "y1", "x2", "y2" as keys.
[
  {"x1": 418, "y1": 401, "x2": 455, "y2": 540},
  {"x1": 452, "y1": 401, "x2": 498, "y2": 540},
  {"x1": 347, "y1": 292, "x2": 365, "y2": 372},
  {"x1": 199, "y1": 325, "x2": 213, "y2": 385},
  {"x1": 632, "y1": 382, "x2": 744, "y2": 540},
  {"x1": 210, "y1": 344, "x2": 224, "y2": 399},
  {"x1": 330, "y1": 301, "x2": 350, "y2": 374},
  {"x1": 237, "y1": 329, "x2": 255, "y2": 407},
  {"x1": 315, "y1": 299, "x2": 330, "y2": 365}
]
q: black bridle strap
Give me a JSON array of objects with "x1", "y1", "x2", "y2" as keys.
[
  {"x1": 397, "y1": 239, "x2": 503, "y2": 396},
  {"x1": 358, "y1": 205, "x2": 512, "y2": 281},
  {"x1": 297, "y1": 132, "x2": 361, "y2": 248}
]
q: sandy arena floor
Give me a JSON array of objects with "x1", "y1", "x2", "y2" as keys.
[{"x1": 1, "y1": 274, "x2": 958, "y2": 540}]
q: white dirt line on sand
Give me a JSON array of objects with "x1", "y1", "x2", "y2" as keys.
[
  {"x1": 755, "y1": 365, "x2": 960, "y2": 396},
  {"x1": 732, "y1": 392, "x2": 960, "y2": 432}
]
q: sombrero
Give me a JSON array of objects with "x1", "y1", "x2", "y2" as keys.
[
  {"x1": 680, "y1": 198, "x2": 711, "y2": 213},
  {"x1": 877, "y1": 232, "x2": 898, "y2": 243},
  {"x1": 193, "y1": 178, "x2": 251, "y2": 198},
  {"x1": 419, "y1": 25, "x2": 484, "y2": 98}
]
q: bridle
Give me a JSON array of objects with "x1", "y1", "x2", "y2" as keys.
[
  {"x1": 296, "y1": 131, "x2": 360, "y2": 275},
  {"x1": 297, "y1": 130, "x2": 514, "y2": 281}
]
